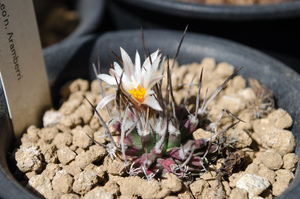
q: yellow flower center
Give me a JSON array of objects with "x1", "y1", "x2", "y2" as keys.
[{"x1": 128, "y1": 84, "x2": 146, "y2": 103}]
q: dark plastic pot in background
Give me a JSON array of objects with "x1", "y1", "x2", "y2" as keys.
[
  {"x1": 107, "y1": 0, "x2": 300, "y2": 73},
  {"x1": 1, "y1": 29, "x2": 300, "y2": 198},
  {"x1": 33, "y1": 0, "x2": 107, "y2": 46},
  {"x1": 41, "y1": 0, "x2": 107, "y2": 107}
]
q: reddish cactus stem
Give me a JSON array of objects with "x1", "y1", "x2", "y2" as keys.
[{"x1": 157, "y1": 157, "x2": 176, "y2": 173}]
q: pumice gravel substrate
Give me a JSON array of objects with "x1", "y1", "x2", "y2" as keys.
[{"x1": 12, "y1": 58, "x2": 298, "y2": 199}]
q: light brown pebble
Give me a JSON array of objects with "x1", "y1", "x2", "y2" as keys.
[
  {"x1": 43, "y1": 110, "x2": 63, "y2": 127},
  {"x1": 283, "y1": 153, "x2": 299, "y2": 171},
  {"x1": 68, "y1": 91, "x2": 85, "y2": 103},
  {"x1": 41, "y1": 163, "x2": 61, "y2": 180},
  {"x1": 27, "y1": 174, "x2": 52, "y2": 196},
  {"x1": 104, "y1": 181, "x2": 120, "y2": 196},
  {"x1": 222, "y1": 181, "x2": 232, "y2": 197},
  {"x1": 217, "y1": 95, "x2": 246, "y2": 115},
  {"x1": 69, "y1": 144, "x2": 78, "y2": 151},
  {"x1": 214, "y1": 62, "x2": 234, "y2": 78},
  {"x1": 57, "y1": 146, "x2": 76, "y2": 165},
  {"x1": 103, "y1": 156, "x2": 126, "y2": 175},
  {"x1": 189, "y1": 179, "x2": 209, "y2": 198},
  {"x1": 172, "y1": 91, "x2": 185, "y2": 105},
  {"x1": 69, "y1": 78, "x2": 89, "y2": 93},
  {"x1": 119, "y1": 195, "x2": 139, "y2": 199},
  {"x1": 164, "y1": 196, "x2": 179, "y2": 199},
  {"x1": 25, "y1": 171, "x2": 37, "y2": 179},
  {"x1": 52, "y1": 170, "x2": 74, "y2": 193},
  {"x1": 74, "y1": 104, "x2": 93, "y2": 124},
  {"x1": 75, "y1": 151, "x2": 98, "y2": 169},
  {"x1": 229, "y1": 188, "x2": 248, "y2": 199},
  {"x1": 238, "y1": 87, "x2": 257, "y2": 102},
  {"x1": 75, "y1": 147, "x2": 85, "y2": 155},
  {"x1": 60, "y1": 113, "x2": 82, "y2": 128},
  {"x1": 59, "y1": 98, "x2": 82, "y2": 115},
  {"x1": 88, "y1": 144, "x2": 107, "y2": 161},
  {"x1": 200, "y1": 57, "x2": 216, "y2": 72},
  {"x1": 22, "y1": 125, "x2": 40, "y2": 144},
  {"x1": 83, "y1": 92, "x2": 97, "y2": 108},
  {"x1": 84, "y1": 164, "x2": 106, "y2": 182},
  {"x1": 176, "y1": 183, "x2": 194, "y2": 199},
  {"x1": 257, "y1": 165, "x2": 276, "y2": 185},
  {"x1": 267, "y1": 108, "x2": 293, "y2": 129},
  {"x1": 62, "y1": 164, "x2": 82, "y2": 177},
  {"x1": 193, "y1": 128, "x2": 214, "y2": 141},
  {"x1": 118, "y1": 176, "x2": 170, "y2": 198},
  {"x1": 53, "y1": 132, "x2": 73, "y2": 149},
  {"x1": 231, "y1": 75, "x2": 246, "y2": 90},
  {"x1": 253, "y1": 124, "x2": 296, "y2": 156},
  {"x1": 272, "y1": 180, "x2": 289, "y2": 196},
  {"x1": 61, "y1": 193, "x2": 80, "y2": 199},
  {"x1": 161, "y1": 173, "x2": 183, "y2": 193},
  {"x1": 245, "y1": 163, "x2": 259, "y2": 175},
  {"x1": 89, "y1": 117, "x2": 101, "y2": 130},
  {"x1": 254, "y1": 150, "x2": 283, "y2": 170},
  {"x1": 84, "y1": 187, "x2": 114, "y2": 199},
  {"x1": 93, "y1": 131, "x2": 107, "y2": 144},
  {"x1": 55, "y1": 123, "x2": 71, "y2": 134},
  {"x1": 201, "y1": 187, "x2": 220, "y2": 199},
  {"x1": 275, "y1": 169, "x2": 294, "y2": 185},
  {"x1": 72, "y1": 125, "x2": 94, "y2": 149},
  {"x1": 38, "y1": 126, "x2": 59, "y2": 143},
  {"x1": 229, "y1": 172, "x2": 246, "y2": 188},
  {"x1": 236, "y1": 174, "x2": 270, "y2": 198},
  {"x1": 91, "y1": 80, "x2": 101, "y2": 94},
  {"x1": 236, "y1": 110, "x2": 253, "y2": 131},
  {"x1": 15, "y1": 146, "x2": 43, "y2": 173},
  {"x1": 228, "y1": 129, "x2": 252, "y2": 149},
  {"x1": 40, "y1": 143, "x2": 58, "y2": 163},
  {"x1": 43, "y1": 190, "x2": 63, "y2": 199},
  {"x1": 73, "y1": 170, "x2": 99, "y2": 195}
]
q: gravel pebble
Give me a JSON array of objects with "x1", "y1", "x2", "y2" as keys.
[
  {"x1": 15, "y1": 146, "x2": 43, "y2": 173},
  {"x1": 236, "y1": 174, "x2": 270, "y2": 198}
]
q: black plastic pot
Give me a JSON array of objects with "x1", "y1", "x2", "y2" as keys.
[
  {"x1": 33, "y1": 0, "x2": 106, "y2": 46},
  {"x1": 108, "y1": 0, "x2": 300, "y2": 74},
  {"x1": 109, "y1": 0, "x2": 300, "y2": 21},
  {"x1": 1, "y1": 29, "x2": 300, "y2": 198}
]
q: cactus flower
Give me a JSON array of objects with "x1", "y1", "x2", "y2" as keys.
[{"x1": 96, "y1": 48, "x2": 163, "y2": 112}]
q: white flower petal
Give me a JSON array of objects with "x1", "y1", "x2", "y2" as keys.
[
  {"x1": 151, "y1": 54, "x2": 162, "y2": 75},
  {"x1": 143, "y1": 49, "x2": 160, "y2": 71},
  {"x1": 148, "y1": 75, "x2": 163, "y2": 89},
  {"x1": 114, "y1": 62, "x2": 123, "y2": 76},
  {"x1": 143, "y1": 95, "x2": 162, "y2": 111},
  {"x1": 95, "y1": 93, "x2": 116, "y2": 112},
  {"x1": 120, "y1": 47, "x2": 134, "y2": 78},
  {"x1": 135, "y1": 50, "x2": 141, "y2": 80},
  {"x1": 97, "y1": 74, "x2": 116, "y2": 85},
  {"x1": 145, "y1": 89, "x2": 154, "y2": 96}
]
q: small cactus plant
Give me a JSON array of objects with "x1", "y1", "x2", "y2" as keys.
[{"x1": 84, "y1": 31, "x2": 243, "y2": 182}]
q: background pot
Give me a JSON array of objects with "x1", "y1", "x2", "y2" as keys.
[
  {"x1": 107, "y1": 0, "x2": 300, "y2": 74},
  {"x1": 33, "y1": 0, "x2": 106, "y2": 47},
  {"x1": 0, "y1": 29, "x2": 299, "y2": 198}
]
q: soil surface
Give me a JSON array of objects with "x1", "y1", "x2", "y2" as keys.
[{"x1": 12, "y1": 58, "x2": 297, "y2": 199}]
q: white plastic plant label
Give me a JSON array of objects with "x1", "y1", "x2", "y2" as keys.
[{"x1": 0, "y1": 0, "x2": 51, "y2": 138}]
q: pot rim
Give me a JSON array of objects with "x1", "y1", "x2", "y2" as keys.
[{"x1": 115, "y1": 0, "x2": 300, "y2": 20}]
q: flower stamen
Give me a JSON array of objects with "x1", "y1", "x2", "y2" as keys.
[{"x1": 129, "y1": 84, "x2": 146, "y2": 103}]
